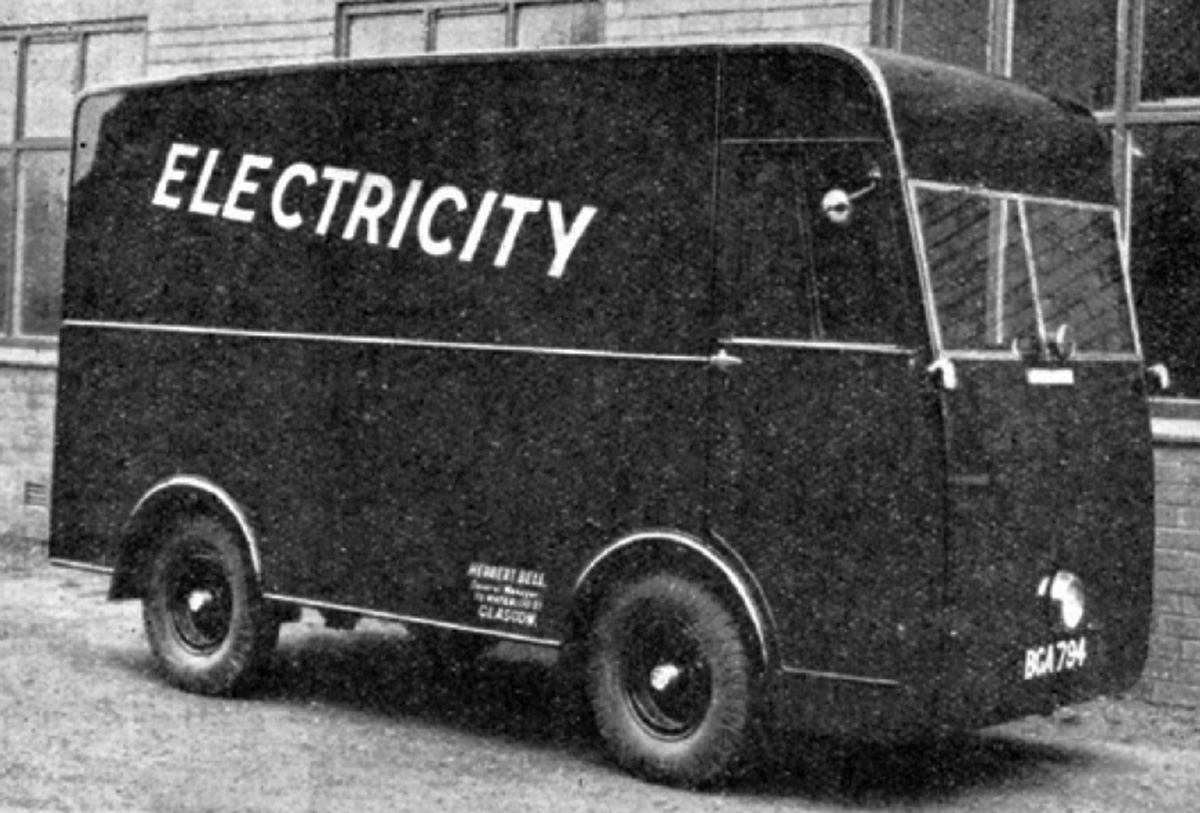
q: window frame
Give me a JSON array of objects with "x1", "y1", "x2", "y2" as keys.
[
  {"x1": 912, "y1": 180, "x2": 1140, "y2": 362},
  {"x1": 334, "y1": 0, "x2": 600, "y2": 57},
  {"x1": 1128, "y1": 0, "x2": 1200, "y2": 118},
  {"x1": 0, "y1": 18, "x2": 145, "y2": 358}
]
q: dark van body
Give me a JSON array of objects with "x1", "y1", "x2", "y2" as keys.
[{"x1": 52, "y1": 43, "x2": 1154, "y2": 785}]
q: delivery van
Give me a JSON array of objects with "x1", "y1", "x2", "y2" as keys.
[{"x1": 51, "y1": 42, "x2": 1157, "y2": 786}]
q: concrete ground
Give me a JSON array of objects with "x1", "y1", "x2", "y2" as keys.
[{"x1": 3, "y1": 537, "x2": 1200, "y2": 812}]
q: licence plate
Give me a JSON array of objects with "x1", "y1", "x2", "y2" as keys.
[{"x1": 1023, "y1": 636, "x2": 1087, "y2": 680}]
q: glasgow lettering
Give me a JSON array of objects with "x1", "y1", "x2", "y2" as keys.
[{"x1": 150, "y1": 142, "x2": 599, "y2": 279}]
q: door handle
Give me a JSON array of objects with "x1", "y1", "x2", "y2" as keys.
[{"x1": 708, "y1": 349, "x2": 743, "y2": 372}]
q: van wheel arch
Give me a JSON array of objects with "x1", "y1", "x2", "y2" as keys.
[
  {"x1": 564, "y1": 533, "x2": 773, "y2": 680},
  {"x1": 111, "y1": 478, "x2": 264, "y2": 602}
]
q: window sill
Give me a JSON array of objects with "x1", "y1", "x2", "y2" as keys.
[{"x1": 0, "y1": 344, "x2": 59, "y2": 369}]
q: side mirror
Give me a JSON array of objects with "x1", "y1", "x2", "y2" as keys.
[
  {"x1": 820, "y1": 165, "x2": 883, "y2": 226},
  {"x1": 821, "y1": 189, "x2": 853, "y2": 225}
]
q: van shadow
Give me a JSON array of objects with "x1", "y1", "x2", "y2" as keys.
[
  {"x1": 257, "y1": 625, "x2": 599, "y2": 755},
  {"x1": 741, "y1": 730, "x2": 1092, "y2": 806},
  {"x1": 126, "y1": 625, "x2": 1096, "y2": 805}
]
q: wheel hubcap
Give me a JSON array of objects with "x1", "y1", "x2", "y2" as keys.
[
  {"x1": 167, "y1": 547, "x2": 233, "y2": 653},
  {"x1": 623, "y1": 610, "x2": 712, "y2": 740},
  {"x1": 649, "y1": 663, "x2": 682, "y2": 693}
]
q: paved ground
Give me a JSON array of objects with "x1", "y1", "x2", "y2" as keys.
[{"x1": 3, "y1": 537, "x2": 1200, "y2": 812}]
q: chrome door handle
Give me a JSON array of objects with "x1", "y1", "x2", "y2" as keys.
[{"x1": 708, "y1": 349, "x2": 743, "y2": 372}]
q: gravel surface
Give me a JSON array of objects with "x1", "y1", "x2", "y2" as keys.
[{"x1": 3, "y1": 537, "x2": 1200, "y2": 812}]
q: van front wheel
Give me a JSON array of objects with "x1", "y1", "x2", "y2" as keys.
[
  {"x1": 587, "y1": 573, "x2": 753, "y2": 787},
  {"x1": 142, "y1": 515, "x2": 278, "y2": 695}
]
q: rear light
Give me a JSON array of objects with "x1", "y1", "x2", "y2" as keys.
[{"x1": 1039, "y1": 571, "x2": 1086, "y2": 631}]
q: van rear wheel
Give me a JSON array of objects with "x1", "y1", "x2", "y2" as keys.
[
  {"x1": 587, "y1": 573, "x2": 753, "y2": 787},
  {"x1": 142, "y1": 514, "x2": 278, "y2": 695}
]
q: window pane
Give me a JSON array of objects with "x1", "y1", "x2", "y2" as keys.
[
  {"x1": 0, "y1": 155, "x2": 13, "y2": 333},
  {"x1": 347, "y1": 11, "x2": 427, "y2": 56},
  {"x1": 804, "y1": 143, "x2": 908, "y2": 343},
  {"x1": 1012, "y1": 0, "x2": 1117, "y2": 110},
  {"x1": 718, "y1": 148, "x2": 814, "y2": 339},
  {"x1": 0, "y1": 39, "x2": 17, "y2": 143},
  {"x1": 1025, "y1": 204, "x2": 1133, "y2": 353},
  {"x1": 517, "y1": 2, "x2": 601, "y2": 48},
  {"x1": 919, "y1": 190, "x2": 1033, "y2": 351},
  {"x1": 899, "y1": 0, "x2": 989, "y2": 73},
  {"x1": 18, "y1": 151, "x2": 68, "y2": 335},
  {"x1": 84, "y1": 31, "x2": 144, "y2": 88},
  {"x1": 435, "y1": 10, "x2": 506, "y2": 52},
  {"x1": 23, "y1": 40, "x2": 78, "y2": 139},
  {"x1": 1142, "y1": 0, "x2": 1200, "y2": 101},
  {"x1": 1129, "y1": 125, "x2": 1200, "y2": 392}
]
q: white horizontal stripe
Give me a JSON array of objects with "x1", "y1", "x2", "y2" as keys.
[
  {"x1": 1152, "y1": 418, "x2": 1200, "y2": 443},
  {"x1": 721, "y1": 337, "x2": 915, "y2": 355},
  {"x1": 943, "y1": 349, "x2": 1140, "y2": 363},
  {"x1": 909, "y1": 179, "x2": 1118, "y2": 212},
  {"x1": 263, "y1": 592, "x2": 563, "y2": 648},
  {"x1": 780, "y1": 665, "x2": 903, "y2": 688},
  {"x1": 50, "y1": 559, "x2": 115, "y2": 575},
  {"x1": 62, "y1": 319, "x2": 709, "y2": 364}
]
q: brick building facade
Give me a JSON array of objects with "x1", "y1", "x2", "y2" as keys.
[{"x1": 5, "y1": 0, "x2": 1200, "y2": 704}]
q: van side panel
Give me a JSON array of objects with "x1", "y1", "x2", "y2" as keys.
[{"x1": 54, "y1": 53, "x2": 721, "y2": 639}]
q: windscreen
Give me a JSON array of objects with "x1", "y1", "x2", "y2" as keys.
[{"x1": 915, "y1": 183, "x2": 1136, "y2": 358}]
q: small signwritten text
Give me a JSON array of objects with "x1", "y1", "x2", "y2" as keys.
[{"x1": 467, "y1": 561, "x2": 547, "y2": 629}]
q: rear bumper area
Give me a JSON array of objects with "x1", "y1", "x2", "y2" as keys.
[
  {"x1": 930, "y1": 626, "x2": 1148, "y2": 732},
  {"x1": 763, "y1": 622, "x2": 1148, "y2": 741},
  {"x1": 762, "y1": 668, "x2": 935, "y2": 742}
]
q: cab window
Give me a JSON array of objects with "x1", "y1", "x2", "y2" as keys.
[{"x1": 719, "y1": 142, "x2": 911, "y2": 345}]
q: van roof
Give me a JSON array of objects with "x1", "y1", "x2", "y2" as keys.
[
  {"x1": 80, "y1": 40, "x2": 1111, "y2": 204},
  {"x1": 79, "y1": 40, "x2": 871, "y2": 99},
  {"x1": 868, "y1": 48, "x2": 1113, "y2": 204}
]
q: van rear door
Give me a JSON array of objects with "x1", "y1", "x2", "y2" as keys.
[{"x1": 915, "y1": 185, "x2": 1155, "y2": 725}]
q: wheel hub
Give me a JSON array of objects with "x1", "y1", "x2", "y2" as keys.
[
  {"x1": 166, "y1": 549, "x2": 233, "y2": 653},
  {"x1": 649, "y1": 662, "x2": 682, "y2": 693},
  {"x1": 621, "y1": 612, "x2": 714, "y2": 740},
  {"x1": 187, "y1": 589, "x2": 216, "y2": 614}
]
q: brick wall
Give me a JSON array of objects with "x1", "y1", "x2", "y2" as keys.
[
  {"x1": 606, "y1": 0, "x2": 874, "y2": 46},
  {"x1": 1140, "y1": 442, "x2": 1200, "y2": 705},
  {"x1": 147, "y1": 0, "x2": 334, "y2": 76},
  {"x1": 1, "y1": 1, "x2": 148, "y2": 542},
  {"x1": 0, "y1": 0, "x2": 148, "y2": 27},
  {"x1": 0, "y1": 365, "x2": 55, "y2": 540}
]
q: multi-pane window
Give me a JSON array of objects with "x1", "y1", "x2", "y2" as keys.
[
  {"x1": 0, "y1": 22, "x2": 144, "y2": 342},
  {"x1": 337, "y1": 0, "x2": 602, "y2": 57},
  {"x1": 895, "y1": 0, "x2": 1118, "y2": 110},
  {"x1": 893, "y1": 0, "x2": 991, "y2": 74},
  {"x1": 1140, "y1": 0, "x2": 1200, "y2": 102},
  {"x1": 1010, "y1": 0, "x2": 1118, "y2": 111}
]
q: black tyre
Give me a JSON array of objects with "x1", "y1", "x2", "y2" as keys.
[
  {"x1": 142, "y1": 514, "x2": 279, "y2": 695},
  {"x1": 587, "y1": 573, "x2": 754, "y2": 787}
]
